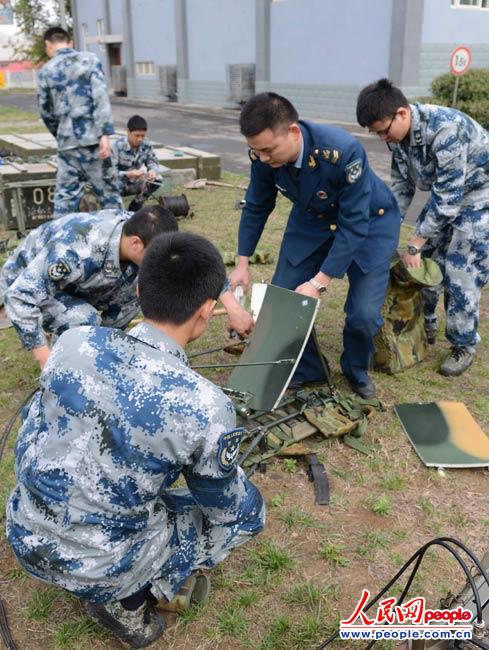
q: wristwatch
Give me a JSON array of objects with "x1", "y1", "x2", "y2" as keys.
[
  {"x1": 406, "y1": 244, "x2": 421, "y2": 256},
  {"x1": 309, "y1": 278, "x2": 327, "y2": 294}
]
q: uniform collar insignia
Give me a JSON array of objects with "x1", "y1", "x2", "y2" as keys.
[{"x1": 308, "y1": 154, "x2": 317, "y2": 169}]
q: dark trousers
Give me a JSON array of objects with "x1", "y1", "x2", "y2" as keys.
[{"x1": 272, "y1": 242, "x2": 391, "y2": 386}]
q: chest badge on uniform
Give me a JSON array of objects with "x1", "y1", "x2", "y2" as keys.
[
  {"x1": 345, "y1": 158, "x2": 363, "y2": 184},
  {"x1": 217, "y1": 428, "x2": 243, "y2": 472},
  {"x1": 308, "y1": 155, "x2": 317, "y2": 169},
  {"x1": 316, "y1": 190, "x2": 328, "y2": 200},
  {"x1": 104, "y1": 260, "x2": 118, "y2": 277},
  {"x1": 47, "y1": 259, "x2": 71, "y2": 280}
]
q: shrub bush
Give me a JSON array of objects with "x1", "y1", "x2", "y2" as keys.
[
  {"x1": 413, "y1": 69, "x2": 489, "y2": 129},
  {"x1": 431, "y1": 68, "x2": 489, "y2": 103}
]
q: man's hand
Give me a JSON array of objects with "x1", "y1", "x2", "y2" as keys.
[
  {"x1": 295, "y1": 281, "x2": 322, "y2": 299},
  {"x1": 98, "y1": 135, "x2": 112, "y2": 160},
  {"x1": 402, "y1": 251, "x2": 423, "y2": 268},
  {"x1": 126, "y1": 168, "x2": 145, "y2": 179},
  {"x1": 220, "y1": 291, "x2": 254, "y2": 338},
  {"x1": 230, "y1": 256, "x2": 250, "y2": 292},
  {"x1": 147, "y1": 170, "x2": 157, "y2": 182},
  {"x1": 32, "y1": 345, "x2": 50, "y2": 370}
]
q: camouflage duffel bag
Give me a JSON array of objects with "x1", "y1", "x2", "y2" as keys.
[{"x1": 374, "y1": 254, "x2": 442, "y2": 374}]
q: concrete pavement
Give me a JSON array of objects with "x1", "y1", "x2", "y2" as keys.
[{"x1": 0, "y1": 91, "x2": 427, "y2": 225}]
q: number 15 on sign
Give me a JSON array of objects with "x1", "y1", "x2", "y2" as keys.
[{"x1": 450, "y1": 45, "x2": 471, "y2": 106}]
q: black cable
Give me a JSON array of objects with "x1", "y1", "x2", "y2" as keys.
[
  {"x1": 316, "y1": 537, "x2": 489, "y2": 650},
  {"x1": 0, "y1": 598, "x2": 17, "y2": 650},
  {"x1": 0, "y1": 388, "x2": 37, "y2": 461},
  {"x1": 0, "y1": 387, "x2": 37, "y2": 650}
]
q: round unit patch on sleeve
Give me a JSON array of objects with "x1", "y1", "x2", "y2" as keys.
[
  {"x1": 217, "y1": 428, "x2": 244, "y2": 472},
  {"x1": 47, "y1": 258, "x2": 72, "y2": 280},
  {"x1": 345, "y1": 159, "x2": 363, "y2": 184}
]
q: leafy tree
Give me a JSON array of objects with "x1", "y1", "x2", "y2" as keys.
[{"x1": 13, "y1": 0, "x2": 72, "y2": 63}]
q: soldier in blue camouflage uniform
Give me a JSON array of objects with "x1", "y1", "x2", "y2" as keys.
[
  {"x1": 6, "y1": 231, "x2": 265, "y2": 648},
  {"x1": 38, "y1": 27, "x2": 122, "y2": 218},
  {"x1": 113, "y1": 115, "x2": 163, "y2": 212},
  {"x1": 357, "y1": 79, "x2": 489, "y2": 376},
  {"x1": 0, "y1": 206, "x2": 178, "y2": 369}
]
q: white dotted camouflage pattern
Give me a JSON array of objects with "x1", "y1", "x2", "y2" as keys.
[
  {"x1": 6, "y1": 323, "x2": 265, "y2": 603},
  {"x1": 389, "y1": 103, "x2": 489, "y2": 351},
  {"x1": 0, "y1": 211, "x2": 138, "y2": 350},
  {"x1": 113, "y1": 135, "x2": 163, "y2": 197}
]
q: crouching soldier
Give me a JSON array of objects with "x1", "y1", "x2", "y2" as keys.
[
  {"x1": 6, "y1": 231, "x2": 265, "y2": 648},
  {"x1": 0, "y1": 206, "x2": 178, "y2": 369},
  {"x1": 0, "y1": 206, "x2": 254, "y2": 370},
  {"x1": 113, "y1": 114, "x2": 164, "y2": 212}
]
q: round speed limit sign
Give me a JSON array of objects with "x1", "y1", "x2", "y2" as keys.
[{"x1": 450, "y1": 46, "x2": 471, "y2": 76}]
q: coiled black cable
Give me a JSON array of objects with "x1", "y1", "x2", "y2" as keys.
[{"x1": 317, "y1": 536, "x2": 489, "y2": 650}]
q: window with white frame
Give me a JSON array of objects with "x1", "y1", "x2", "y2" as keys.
[
  {"x1": 451, "y1": 0, "x2": 489, "y2": 8},
  {"x1": 136, "y1": 61, "x2": 156, "y2": 76},
  {"x1": 96, "y1": 18, "x2": 105, "y2": 50}
]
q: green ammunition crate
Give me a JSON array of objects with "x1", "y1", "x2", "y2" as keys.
[{"x1": 0, "y1": 162, "x2": 57, "y2": 231}]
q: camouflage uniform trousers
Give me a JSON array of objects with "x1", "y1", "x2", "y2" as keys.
[
  {"x1": 127, "y1": 488, "x2": 264, "y2": 603},
  {"x1": 422, "y1": 214, "x2": 489, "y2": 353},
  {"x1": 54, "y1": 146, "x2": 123, "y2": 218}
]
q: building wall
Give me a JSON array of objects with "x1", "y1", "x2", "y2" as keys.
[
  {"x1": 178, "y1": 0, "x2": 255, "y2": 106},
  {"x1": 128, "y1": 0, "x2": 176, "y2": 98},
  {"x1": 252, "y1": 0, "x2": 392, "y2": 122},
  {"x1": 269, "y1": 0, "x2": 392, "y2": 86},
  {"x1": 418, "y1": 0, "x2": 489, "y2": 93},
  {"x1": 71, "y1": 0, "x2": 489, "y2": 120}
]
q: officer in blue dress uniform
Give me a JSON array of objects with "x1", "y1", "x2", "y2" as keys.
[{"x1": 230, "y1": 93, "x2": 401, "y2": 398}]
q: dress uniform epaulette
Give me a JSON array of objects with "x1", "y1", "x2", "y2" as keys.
[
  {"x1": 312, "y1": 146, "x2": 342, "y2": 166},
  {"x1": 248, "y1": 148, "x2": 258, "y2": 162}
]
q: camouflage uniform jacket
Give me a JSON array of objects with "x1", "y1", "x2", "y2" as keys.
[
  {"x1": 389, "y1": 103, "x2": 489, "y2": 238},
  {"x1": 0, "y1": 211, "x2": 138, "y2": 350},
  {"x1": 38, "y1": 47, "x2": 115, "y2": 151},
  {"x1": 7, "y1": 323, "x2": 262, "y2": 602},
  {"x1": 113, "y1": 135, "x2": 162, "y2": 181}
]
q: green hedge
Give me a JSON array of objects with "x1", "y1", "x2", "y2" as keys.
[
  {"x1": 418, "y1": 68, "x2": 489, "y2": 130},
  {"x1": 431, "y1": 68, "x2": 489, "y2": 103}
]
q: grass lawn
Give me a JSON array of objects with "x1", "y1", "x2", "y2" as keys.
[
  {"x1": 0, "y1": 103, "x2": 47, "y2": 135},
  {"x1": 0, "y1": 172, "x2": 488, "y2": 647}
]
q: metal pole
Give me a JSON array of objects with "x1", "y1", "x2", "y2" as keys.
[
  {"x1": 451, "y1": 75, "x2": 460, "y2": 108},
  {"x1": 59, "y1": 0, "x2": 67, "y2": 30}
]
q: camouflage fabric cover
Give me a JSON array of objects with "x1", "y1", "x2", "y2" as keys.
[
  {"x1": 239, "y1": 388, "x2": 380, "y2": 466},
  {"x1": 374, "y1": 255, "x2": 442, "y2": 374}
]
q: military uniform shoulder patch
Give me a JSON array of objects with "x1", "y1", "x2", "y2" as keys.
[
  {"x1": 345, "y1": 159, "x2": 363, "y2": 184},
  {"x1": 217, "y1": 428, "x2": 244, "y2": 472},
  {"x1": 47, "y1": 259, "x2": 72, "y2": 280}
]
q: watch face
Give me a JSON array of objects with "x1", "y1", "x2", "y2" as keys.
[{"x1": 408, "y1": 246, "x2": 419, "y2": 255}]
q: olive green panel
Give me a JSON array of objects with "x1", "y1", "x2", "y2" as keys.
[
  {"x1": 395, "y1": 402, "x2": 489, "y2": 468},
  {"x1": 227, "y1": 284, "x2": 319, "y2": 412}
]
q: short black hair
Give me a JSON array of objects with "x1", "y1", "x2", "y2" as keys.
[
  {"x1": 122, "y1": 205, "x2": 178, "y2": 246},
  {"x1": 138, "y1": 232, "x2": 226, "y2": 325},
  {"x1": 43, "y1": 27, "x2": 71, "y2": 43},
  {"x1": 127, "y1": 115, "x2": 148, "y2": 132},
  {"x1": 239, "y1": 92, "x2": 299, "y2": 137},
  {"x1": 356, "y1": 78, "x2": 409, "y2": 127}
]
